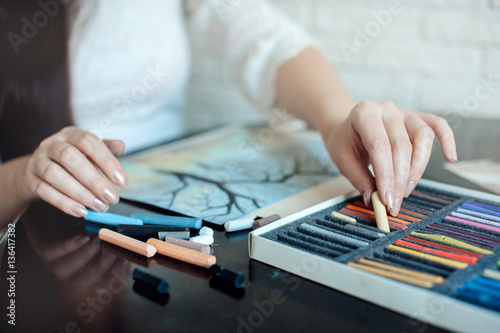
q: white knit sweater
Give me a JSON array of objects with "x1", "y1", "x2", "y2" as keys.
[{"x1": 69, "y1": 0, "x2": 313, "y2": 153}]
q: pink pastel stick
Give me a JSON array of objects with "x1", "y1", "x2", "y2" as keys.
[{"x1": 445, "y1": 216, "x2": 500, "y2": 233}]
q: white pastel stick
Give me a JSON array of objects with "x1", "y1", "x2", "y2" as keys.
[
  {"x1": 199, "y1": 226, "x2": 214, "y2": 236},
  {"x1": 189, "y1": 235, "x2": 214, "y2": 245},
  {"x1": 224, "y1": 216, "x2": 256, "y2": 232}
]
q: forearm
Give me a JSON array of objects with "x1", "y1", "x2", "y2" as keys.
[
  {"x1": 0, "y1": 156, "x2": 32, "y2": 227},
  {"x1": 274, "y1": 47, "x2": 355, "y2": 137}
]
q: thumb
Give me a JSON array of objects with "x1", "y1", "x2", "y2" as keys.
[{"x1": 333, "y1": 150, "x2": 376, "y2": 207}]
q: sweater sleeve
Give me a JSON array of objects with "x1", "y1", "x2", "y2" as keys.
[{"x1": 185, "y1": 0, "x2": 315, "y2": 112}]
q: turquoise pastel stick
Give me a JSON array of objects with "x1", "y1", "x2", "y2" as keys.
[
  {"x1": 84, "y1": 210, "x2": 143, "y2": 226},
  {"x1": 131, "y1": 213, "x2": 202, "y2": 229}
]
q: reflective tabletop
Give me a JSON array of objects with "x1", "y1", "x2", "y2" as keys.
[{"x1": 1, "y1": 119, "x2": 498, "y2": 333}]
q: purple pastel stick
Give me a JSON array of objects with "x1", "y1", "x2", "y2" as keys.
[
  {"x1": 445, "y1": 215, "x2": 500, "y2": 234},
  {"x1": 430, "y1": 223, "x2": 500, "y2": 244},
  {"x1": 457, "y1": 208, "x2": 500, "y2": 223},
  {"x1": 452, "y1": 211, "x2": 500, "y2": 228}
]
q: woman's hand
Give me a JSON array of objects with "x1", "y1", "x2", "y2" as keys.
[
  {"x1": 324, "y1": 101, "x2": 457, "y2": 216},
  {"x1": 14, "y1": 126, "x2": 128, "y2": 217}
]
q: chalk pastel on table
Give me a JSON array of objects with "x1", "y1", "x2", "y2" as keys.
[
  {"x1": 99, "y1": 229, "x2": 156, "y2": 257},
  {"x1": 85, "y1": 210, "x2": 143, "y2": 226},
  {"x1": 131, "y1": 213, "x2": 202, "y2": 229}
]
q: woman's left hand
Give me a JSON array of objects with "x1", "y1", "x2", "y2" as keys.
[{"x1": 324, "y1": 100, "x2": 457, "y2": 216}]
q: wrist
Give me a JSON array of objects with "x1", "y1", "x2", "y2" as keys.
[{"x1": 8, "y1": 155, "x2": 33, "y2": 204}]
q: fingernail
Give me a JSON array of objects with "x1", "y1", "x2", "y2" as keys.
[
  {"x1": 93, "y1": 198, "x2": 109, "y2": 211},
  {"x1": 386, "y1": 189, "x2": 395, "y2": 209},
  {"x1": 72, "y1": 205, "x2": 88, "y2": 217},
  {"x1": 405, "y1": 181, "x2": 416, "y2": 198},
  {"x1": 113, "y1": 170, "x2": 126, "y2": 186},
  {"x1": 103, "y1": 188, "x2": 118, "y2": 204},
  {"x1": 363, "y1": 191, "x2": 371, "y2": 207},
  {"x1": 391, "y1": 198, "x2": 401, "y2": 217},
  {"x1": 450, "y1": 153, "x2": 458, "y2": 162}
]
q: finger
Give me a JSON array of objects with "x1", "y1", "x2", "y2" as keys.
[
  {"x1": 62, "y1": 128, "x2": 127, "y2": 186},
  {"x1": 26, "y1": 174, "x2": 88, "y2": 217},
  {"x1": 403, "y1": 112, "x2": 435, "y2": 197},
  {"x1": 415, "y1": 112, "x2": 457, "y2": 162},
  {"x1": 350, "y1": 104, "x2": 395, "y2": 210},
  {"x1": 34, "y1": 157, "x2": 110, "y2": 211},
  {"x1": 104, "y1": 139, "x2": 126, "y2": 158},
  {"x1": 47, "y1": 141, "x2": 119, "y2": 205},
  {"x1": 382, "y1": 108, "x2": 412, "y2": 216},
  {"x1": 333, "y1": 146, "x2": 376, "y2": 207}
]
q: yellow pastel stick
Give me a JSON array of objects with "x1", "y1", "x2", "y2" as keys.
[
  {"x1": 331, "y1": 211, "x2": 357, "y2": 224},
  {"x1": 388, "y1": 245, "x2": 469, "y2": 269},
  {"x1": 483, "y1": 268, "x2": 500, "y2": 282},
  {"x1": 348, "y1": 262, "x2": 434, "y2": 288},
  {"x1": 410, "y1": 232, "x2": 494, "y2": 255},
  {"x1": 371, "y1": 191, "x2": 390, "y2": 233},
  {"x1": 359, "y1": 258, "x2": 444, "y2": 284}
]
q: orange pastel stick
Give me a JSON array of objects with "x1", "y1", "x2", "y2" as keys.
[
  {"x1": 353, "y1": 201, "x2": 421, "y2": 222},
  {"x1": 99, "y1": 229, "x2": 157, "y2": 258},
  {"x1": 147, "y1": 238, "x2": 216, "y2": 268},
  {"x1": 346, "y1": 204, "x2": 410, "y2": 225},
  {"x1": 395, "y1": 239, "x2": 477, "y2": 264}
]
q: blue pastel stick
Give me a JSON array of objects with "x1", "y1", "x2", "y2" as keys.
[
  {"x1": 84, "y1": 210, "x2": 143, "y2": 226},
  {"x1": 471, "y1": 201, "x2": 500, "y2": 212},
  {"x1": 465, "y1": 281, "x2": 500, "y2": 298},
  {"x1": 455, "y1": 288, "x2": 500, "y2": 311},
  {"x1": 131, "y1": 213, "x2": 202, "y2": 229},
  {"x1": 475, "y1": 277, "x2": 500, "y2": 291},
  {"x1": 461, "y1": 203, "x2": 500, "y2": 218}
]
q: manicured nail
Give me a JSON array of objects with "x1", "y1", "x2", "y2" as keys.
[
  {"x1": 103, "y1": 188, "x2": 118, "y2": 204},
  {"x1": 114, "y1": 170, "x2": 126, "y2": 186},
  {"x1": 405, "y1": 181, "x2": 416, "y2": 198},
  {"x1": 72, "y1": 205, "x2": 88, "y2": 217},
  {"x1": 386, "y1": 189, "x2": 395, "y2": 209},
  {"x1": 93, "y1": 198, "x2": 109, "y2": 211},
  {"x1": 450, "y1": 153, "x2": 458, "y2": 162},
  {"x1": 363, "y1": 191, "x2": 371, "y2": 207},
  {"x1": 391, "y1": 198, "x2": 401, "y2": 217}
]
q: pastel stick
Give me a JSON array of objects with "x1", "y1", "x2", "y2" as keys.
[
  {"x1": 131, "y1": 213, "x2": 202, "y2": 229},
  {"x1": 132, "y1": 268, "x2": 169, "y2": 293}
]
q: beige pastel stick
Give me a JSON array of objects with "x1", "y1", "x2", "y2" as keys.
[
  {"x1": 163, "y1": 236, "x2": 211, "y2": 254},
  {"x1": 371, "y1": 191, "x2": 390, "y2": 233},
  {"x1": 331, "y1": 211, "x2": 357, "y2": 224},
  {"x1": 99, "y1": 229, "x2": 157, "y2": 258},
  {"x1": 147, "y1": 238, "x2": 216, "y2": 269}
]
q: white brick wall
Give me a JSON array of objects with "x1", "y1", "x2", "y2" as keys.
[{"x1": 184, "y1": 0, "x2": 500, "y2": 132}]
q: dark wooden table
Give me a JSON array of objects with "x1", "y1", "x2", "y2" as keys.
[{"x1": 1, "y1": 119, "x2": 498, "y2": 333}]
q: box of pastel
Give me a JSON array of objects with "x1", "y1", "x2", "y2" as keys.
[{"x1": 249, "y1": 179, "x2": 500, "y2": 333}]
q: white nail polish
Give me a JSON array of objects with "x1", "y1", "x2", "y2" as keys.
[
  {"x1": 405, "y1": 181, "x2": 416, "y2": 198},
  {"x1": 103, "y1": 188, "x2": 118, "y2": 204},
  {"x1": 114, "y1": 170, "x2": 126, "y2": 186},
  {"x1": 72, "y1": 206, "x2": 88, "y2": 217},
  {"x1": 386, "y1": 190, "x2": 395, "y2": 209},
  {"x1": 93, "y1": 198, "x2": 108, "y2": 211}
]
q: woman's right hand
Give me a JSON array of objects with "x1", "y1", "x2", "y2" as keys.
[{"x1": 15, "y1": 126, "x2": 128, "y2": 217}]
